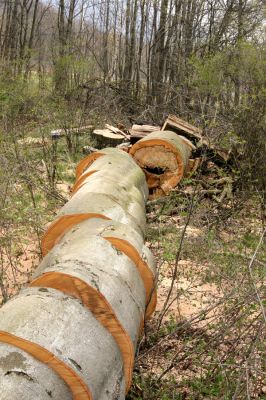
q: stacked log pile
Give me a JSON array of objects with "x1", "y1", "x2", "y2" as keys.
[{"x1": 0, "y1": 149, "x2": 157, "y2": 399}]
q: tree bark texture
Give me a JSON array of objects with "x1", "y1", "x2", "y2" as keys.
[
  {"x1": 0, "y1": 147, "x2": 156, "y2": 399},
  {"x1": 0, "y1": 287, "x2": 125, "y2": 400}
]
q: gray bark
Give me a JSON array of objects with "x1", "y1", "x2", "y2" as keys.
[{"x1": 0, "y1": 287, "x2": 125, "y2": 400}]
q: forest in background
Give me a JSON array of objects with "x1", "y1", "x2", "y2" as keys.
[
  {"x1": 0, "y1": 0, "x2": 265, "y2": 190},
  {"x1": 0, "y1": 0, "x2": 266, "y2": 399}
]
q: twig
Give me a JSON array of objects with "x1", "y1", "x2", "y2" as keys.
[{"x1": 156, "y1": 184, "x2": 198, "y2": 330}]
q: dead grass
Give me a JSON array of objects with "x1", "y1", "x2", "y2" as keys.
[{"x1": 127, "y1": 195, "x2": 265, "y2": 400}]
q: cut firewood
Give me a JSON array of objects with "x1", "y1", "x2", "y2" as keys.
[
  {"x1": 162, "y1": 114, "x2": 202, "y2": 144},
  {"x1": 92, "y1": 129, "x2": 126, "y2": 148},
  {"x1": 130, "y1": 131, "x2": 193, "y2": 196},
  {"x1": 105, "y1": 124, "x2": 130, "y2": 140},
  {"x1": 131, "y1": 124, "x2": 161, "y2": 133}
]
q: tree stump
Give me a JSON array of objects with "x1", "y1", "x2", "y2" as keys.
[{"x1": 92, "y1": 129, "x2": 126, "y2": 149}]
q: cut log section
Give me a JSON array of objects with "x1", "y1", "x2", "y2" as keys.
[
  {"x1": 41, "y1": 192, "x2": 145, "y2": 256},
  {"x1": 72, "y1": 152, "x2": 148, "y2": 201},
  {"x1": 31, "y1": 230, "x2": 146, "y2": 391},
  {"x1": 0, "y1": 287, "x2": 126, "y2": 400},
  {"x1": 76, "y1": 147, "x2": 137, "y2": 180},
  {"x1": 130, "y1": 130, "x2": 193, "y2": 196},
  {"x1": 92, "y1": 129, "x2": 126, "y2": 149},
  {"x1": 71, "y1": 174, "x2": 146, "y2": 211},
  {"x1": 40, "y1": 218, "x2": 156, "y2": 317}
]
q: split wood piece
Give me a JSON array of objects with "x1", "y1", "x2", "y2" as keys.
[
  {"x1": 92, "y1": 129, "x2": 126, "y2": 149},
  {"x1": 0, "y1": 287, "x2": 125, "y2": 400},
  {"x1": 41, "y1": 193, "x2": 144, "y2": 256},
  {"x1": 31, "y1": 233, "x2": 146, "y2": 391},
  {"x1": 76, "y1": 147, "x2": 138, "y2": 179},
  {"x1": 72, "y1": 154, "x2": 148, "y2": 202},
  {"x1": 51, "y1": 125, "x2": 94, "y2": 139},
  {"x1": 0, "y1": 342, "x2": 71, "y2": 399},
  {"x1": 185, "y1": 157, "x2": 202, "y2": 176},
  {"x1": 43, "y1": 217, "x2": 157, "y2": 318},
  {"x1": 162, "y1": 114, "x2": 202, "y2": 144},
  {"x1": 129, "y1": 131, "x2": 192, "y2": 195},
  {"x1": 129, "y1": 125, "x2": 162, "y2": 143},
  {"x1": 131, "y1": 125, "x2": 161, "y2": 133},
  {"x1": 129, "y1": 125, "x2": 161, "y2": 143},
  {"x1": 129, "y1": 132, "x2": 149, "y2": 146},
  {"x1": 105, "y1": 124, "x2": 130, "y2": 140},
  {"x1": 116, "y1": 143, "x2": 131, "y2": 152}
]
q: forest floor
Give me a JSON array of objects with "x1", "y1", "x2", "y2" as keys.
[
  {"x1": 0, "y1": 114, "x2": 265, "y2": 399},
  {"x1": 132, "y1": 199, "x2": 265, "y2": 399}
]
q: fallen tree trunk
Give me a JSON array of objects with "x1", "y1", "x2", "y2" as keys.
[
  {"x1": 130, "y1": 131, "x2": 193, "y2": 196},
  {"x1": 0, "y1": 287, "x2": 125, "y2": 400},
  {"x1": 0, "y1": 342, "x2": 71, "y2": 400},
  {"x1": 42, "y1": 150, "x2": 149, "y2": 256},
  {"x1": 0, "y1": 147, "x2": 156, "y2": 399},
  {"x1": 31, "y1": 221, "x2": 147, "y2": 391},
  {"x1": 41, "y1": 192, "x2": 143, "y2": 255}
]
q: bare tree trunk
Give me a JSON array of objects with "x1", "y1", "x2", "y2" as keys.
[{"x1": 135, "y1": 0, "x2": 146, "y2": 98}]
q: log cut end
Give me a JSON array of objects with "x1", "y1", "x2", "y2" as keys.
[
  {"x1": 92, "y1": 129, "x2": 126, "y2": 149},
  {"x1": 130, "y1": 131, "x2": 193, "y2": 196}
]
